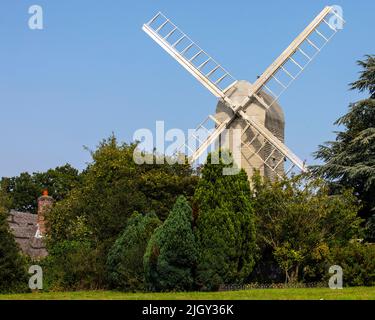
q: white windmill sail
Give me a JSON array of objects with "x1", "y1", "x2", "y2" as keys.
[
  {"x1": 183, "y1": 5, "x2": 345, "y2": 169},
  {"x1": 240, "y1": 6, "x2": 346, "y2": 110},
  {"x1": 142, "y1": 12, "x2": 237, "y2": 109},
  {"x1": 142, "y1": 6, "x2": 344, "y2": 176}
]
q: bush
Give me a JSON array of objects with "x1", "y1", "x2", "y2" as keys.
[
  {"x1": 0, "y1": 193, "x2": 29, "y2": 293},
  {"x1": 107, "y1": 212, "x2": 161, "y2": 291},
  {"x1": 194, "y1": 151, "x2": 256, "y2": 290},
  {"x1": 144, "y1": 196, "x2": 197, "y2": 291},
  {"x1": 328, "y1": 242, "x2": 375, "y2": 287},
  {"x1": 42, "y1": 240, "x2": 105, "y2": 291},
  {"x1": 252, "y1": 172, "x2": 363, "y2": 284}
]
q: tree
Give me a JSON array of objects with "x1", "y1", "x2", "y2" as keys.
[
  {"x1": 252, "y1": 172, "x2": 362, "y2": 283},
  {"x1": 144, "y1": 196, "x2": 197, "y2": 291},
  {"x1": 1, "y1": 164, "x2": 81, "y2": 213},
  {"x1": 46, "y1": 136, "x2": 197, "y2": 289},
  {"x1": 312, "y1": 55, "x2": 375, "y2": 221},
  {"x1": 194, "y1": 151, "x2": 256, "y2": 290},
  {"x1": 48, "y1": 136, "x2": 197, "y2": 245},
  {"x1": 107, "y1": 212, "x2": 161, "y2": 291},
  {"x1": 1, "y1": 173, "x2": 39, "y2": 213},
  {"x1": 34, "y1": 164, "x2": 81, "y2": 202},
  {"x1": 0, "y1": 190, "x2": 29, "y2": 293}
]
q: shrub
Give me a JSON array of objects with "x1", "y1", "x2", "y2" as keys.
[
  {"x1": 107, "y1": 212, "x2": 161, "y2": 291},
  {"x1": 144, "y1": 196, "x2": 197, "y2": 291},
  {"x1": 328, "y1": 242, "x2": 375, "y2": 287},
  {"x1": 42, "y1": 240, "x2": 105, "y2": 291}
]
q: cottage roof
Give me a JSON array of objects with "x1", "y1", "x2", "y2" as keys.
[{"x1": 7, "y1": 210, "x2": 47, "y2": 260}]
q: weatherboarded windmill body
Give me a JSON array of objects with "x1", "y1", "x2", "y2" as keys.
[{"x1": 142, "y1": 6, "x2": 344, "y2": 179}]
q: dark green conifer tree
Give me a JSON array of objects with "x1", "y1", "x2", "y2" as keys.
[
  {"x1": 144, "y1": 196, "x2": 197, "y2": 291},
  {"x1": 194, "y1": 151, "x2": 256, "y2": 290},
  {"x1": 107, "y1": 212, "x2": 161, "y2": 291}
]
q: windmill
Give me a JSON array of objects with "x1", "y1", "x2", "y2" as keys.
[{"x1": 142, "y1": 6, "x2": 344, "y2": 179}]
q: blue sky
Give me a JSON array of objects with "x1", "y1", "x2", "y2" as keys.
[{"x1": 1, "y1": 0, "x2": 374, "y2": 177}]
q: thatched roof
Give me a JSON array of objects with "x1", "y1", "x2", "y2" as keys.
[{"x1": 7, "y1": 210, "x2": 47, "y2": 260}]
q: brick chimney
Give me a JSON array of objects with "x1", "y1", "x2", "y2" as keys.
[{"x1": 37, "y1": 190, "x2": 53, "y2": 236}]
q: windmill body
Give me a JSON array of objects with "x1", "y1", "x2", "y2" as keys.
[
  {"x1": 142, "y1": 7, "x2": 344, "y2": 179},
  {"x1": 215, "y1": 80, "x2": 285, "y2": 180}
]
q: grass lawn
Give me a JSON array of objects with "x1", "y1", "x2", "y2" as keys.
[{"x1": 0, "y1": 287, "x2": 374, "y2": 300}]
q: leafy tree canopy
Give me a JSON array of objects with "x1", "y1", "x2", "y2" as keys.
[
  {"x1": 1, "y1": 164, "x2": 81, "y2": 213},
  {"x1": 48, "y1": 135, "x2": 197, "y2": 246}
]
